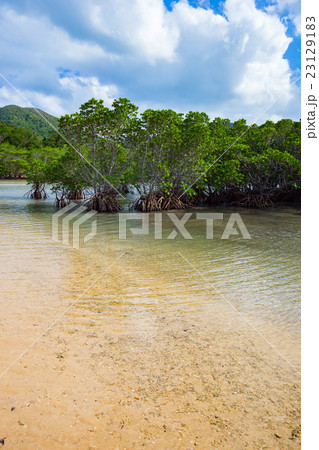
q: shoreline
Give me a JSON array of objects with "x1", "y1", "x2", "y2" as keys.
[{"x1": 0, "y1": 181, "x2": 301, "y2": 210}]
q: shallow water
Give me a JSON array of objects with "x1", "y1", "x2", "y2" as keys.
[
  {"x1": 0, "y1": 183, "x2": 300, "y2": 344},
  {"x1": 0, "y1": 183, "x2": 301, "y2": 448}
]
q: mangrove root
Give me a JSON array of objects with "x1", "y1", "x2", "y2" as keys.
[
  {"x1": 25, "y1": 183, "x2": 47, "y2": 200},
  {"x1": 67, "y1": 189, "x2": 85, "y2": 201},
  {"x1": 232, "y1": 192, "x2": 274, "y2": 208},
  {"x1": 54, "y1": 189, "x2": 85, "y2": 208},
  {"x1": 206, "y1": 189, "x2": 295, "y2": 208},
  {"x1": 86, "y1": 192, "x2": 122, "y2": 213},
  {"x1": 130, "y1": 191, "x2": 199, "y2": 212}
]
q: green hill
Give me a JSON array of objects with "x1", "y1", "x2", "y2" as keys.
[{"x1": 0, "y1": 105, "x2": 58, "y2": 139}]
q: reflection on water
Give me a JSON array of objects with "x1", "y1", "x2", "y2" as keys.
[{"x1": 0, "y1": 183, "x2": 300, "y2": 363}]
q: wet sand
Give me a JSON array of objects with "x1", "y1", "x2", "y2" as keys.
[
  {"x1": 0, "y1": 185, "x2": 300, "y2": 448},
  {"x1": 0, "y1": 254, "x2": 300, "y2": 449}
]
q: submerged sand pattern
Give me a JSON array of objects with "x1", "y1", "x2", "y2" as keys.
[{"x1": 0, "y1": 184, "x2": 300, "y2": 448}]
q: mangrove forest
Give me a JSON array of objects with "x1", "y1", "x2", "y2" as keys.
[{"x1": 0, "y1": 98, "x2": 301, "y2": 211}]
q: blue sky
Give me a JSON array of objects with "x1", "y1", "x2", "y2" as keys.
[{"x1": 0, "y1": 0, "x2": 300, "y2": 122}]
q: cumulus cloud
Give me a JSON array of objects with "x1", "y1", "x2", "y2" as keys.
[
  {"x1": 267, "y1": 0, "x2": 301, "y2": 35},
  {"x1": 0, "y1": 75, "x2": 118, "y2": 116},
  {"x1": 224, "y1": 0, "x2": 293, "y2": 104},
  {"x1": 0, "y1": 6, "x2": 119, "y2": 115},
  {"x1": 0, "y1": 86, "x2": 30, "y2": 108},
  {"x1": 58, "y1": 75, "x2": 118, "y2": 112},
  {"x1": 0, "y1": 0, "x2": 300, "y2": 122},
  {"x1": 87, "y1": 0, "x2": 180, "y2": 63}
]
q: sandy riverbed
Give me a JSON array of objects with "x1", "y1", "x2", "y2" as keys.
[
  {"x1": 0, "y1": 186, "x2": 300, "y2": 448},
  {"x1": 0, "y1": 252, "x2": 300, "y2": 449}
]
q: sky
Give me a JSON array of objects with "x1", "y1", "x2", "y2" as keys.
[{"x1": 0, "y1": 0, "x2": 301, "y2": 123}]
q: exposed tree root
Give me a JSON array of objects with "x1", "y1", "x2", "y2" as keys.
[
  {"x1": 67, "y1": 189, "x2": 85, "y2": 201},
  {"x1": 54, "y1": 190, "x2": 68, "y2": 209},
  {"x1": 206, "y1": 189, "x2": 240, "y2": 206},
  {"x1": 25, "y1": 183, "x2": 47, "y2": 200},
  {"x1": 271, "y1": 188, "x2": 301, "y2": 203},
  {"x1": 206, "y1": 190, "x2": 226, "y2": 206},
  {"x1": 206, "y1": 188, "x2": 301, "y2": 208},
  {"x1": 232, "y1": 192, "x2": 274, "y2": 208},
  {"x1": 119, "y1": 184, "x2": 131, "y2": 195},
  {"x1": 86, "y1": 192, "x2": 122, "y2": 213},
  {"x1": 54, "y1": 189, "x2": 85, "y2": 208},
  {"x1": 206, "y1": 189, "x2": 272, "y2": 208},
  {"x1": 130, "y1": 191, "x2": 199, "y2": 212},
  {"x1": 190, "y1": 189, "x2": 207, "y2": 206}
]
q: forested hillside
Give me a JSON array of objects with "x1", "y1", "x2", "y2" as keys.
[{"x1": 0, "y1": 105, "x2": 58, "y2": 139}]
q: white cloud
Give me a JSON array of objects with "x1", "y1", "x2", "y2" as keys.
[
  {"x1": 160, "y1": 0, "x2": 297, "y2": 121},
  {"x1": 0, "y1": 6, "x2": 119, "y2": 115},
  {"x1": 267, "y1": 0, "x2": 301, "y2": 35},
  {"x1": 0, "y1": 75, "x2": 118, "y2": 116},
  {"x1": 0, "y1": 6, "x2": 111, "y2": 68},
  {"x1": 224, "y1": 0, "x2": 293, "y2": 108},
  {"x1": 0, "y1": 0, "x2": 300, "y2": 122},
  {"x1": 0, "y1": 86, "x2": 30, "y2": 108},
  {"x1": 0, "y1": 83, "x2": 66, "y2": 116},
  {"x1": 234, "y1": 60, "x2": 291, "y2": 105},
  {"x1": 59, "y1": 75, "x2": 118, "y2": 112},
  {"x1": 87, "y1": 0, "x2": 180, "y2": 63}
]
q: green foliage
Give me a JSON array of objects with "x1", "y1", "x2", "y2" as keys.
[
  {"x1": 0, "y1": 99, "x2": 301, "y2": 209},
  {"x1": 0, "y1": 120, "x2": 41, "y2": 178},
  {"x1": 207, "y1": 117, "x2": 301, "y2": 196},
  {"x1": 0, "y1": 105, "x2": 58, "y2": 139},
  {"x1": 24, "y1": 146, "x2": 63, "y2": 185},
  {"x1": 131, "y1": 109, "x2": 213, "y2": 198},
  {"x1": 0, "y1": 142, "x2": 30, "y2": 178},
  {"x1": 0, "y1": 120, "x2": 41, "y2": 148},
  {"x1": 58, "y1": 97, "x2": 138, "y2": 194},
  {"x1": 131, "y1": 108, "x2": 183, "y2": 195},
  {"x1": 239, "y1": 148, "x2": 301, "y2": 191}
]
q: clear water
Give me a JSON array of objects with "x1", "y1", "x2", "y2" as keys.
[{"x1": 0, "y1": 182, "x2": 301, "y2": 368}]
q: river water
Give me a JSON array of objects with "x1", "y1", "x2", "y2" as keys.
[{"x1": 0, "y1": 182, "x2": 301, "y2": 448}]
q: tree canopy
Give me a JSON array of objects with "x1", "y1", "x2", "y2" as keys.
[{"x1": 0, "y1": 99, "x2": 301, "y2": 211}]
